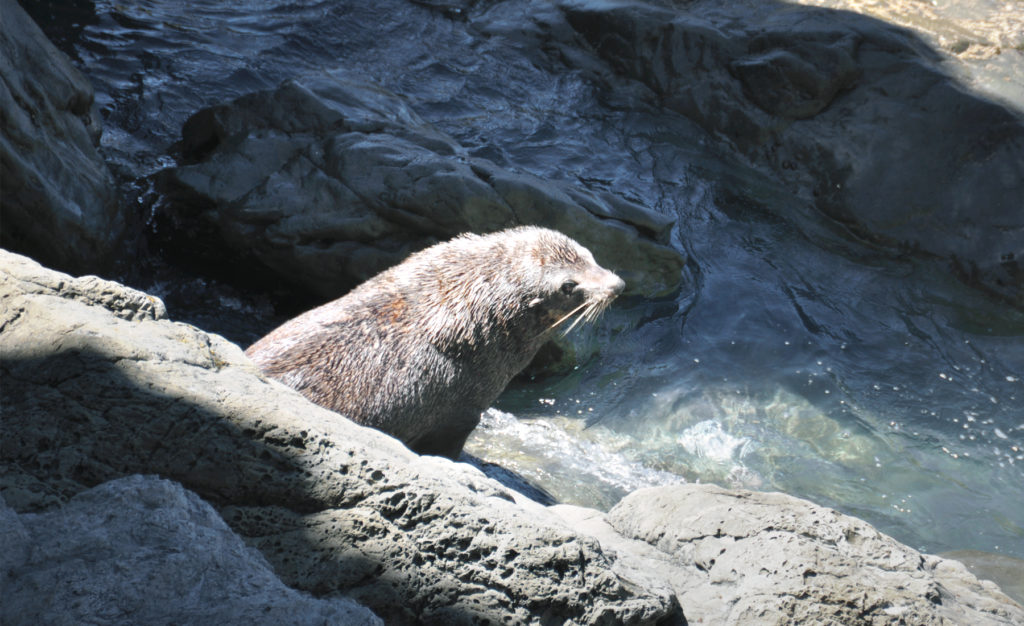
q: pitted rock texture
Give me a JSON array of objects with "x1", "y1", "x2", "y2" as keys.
[
  {"x1": 0, "y1": 248, "x2": 682, "y2": 625},
  {"x1": 4, "y1": 249, "x2": 1023, "y2": 625},
  {"x1": 577, "y1": 484, "x2": 1024, "y2": 625},
  {"x1": 0, "y1": 475, "x2": 381, "y2": 626}
]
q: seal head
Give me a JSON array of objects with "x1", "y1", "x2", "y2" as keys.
[{"x1": 246, "y1": 226, "x2": 624, "y2": 459}]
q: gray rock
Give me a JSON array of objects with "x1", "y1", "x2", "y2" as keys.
[
  {"x1": 4, "y1": 249, "x2": 1021, "y2": 624},
  {"x1": 558, "y1": 0, "x2": 1024, "y2": 306},
  {"x1": 0, "y1": 246, "x2": 167, "y2": 323},
  {"x1": 782, "y1": 0, "x2": 1024, "y2": 108},
  {"x1": 941, "y1": 550, "x2": 1024, "y2": 609},
  {"x1": 0, "y1": 248, "x2": 682, "y2": 625},
  {"x1": 0, "y1": 475, "x2": 381, "y2": 626},
  {"x1": 581, "y1": 484, "x2": 1024, "y2": 625},
  {"x1": 155, "y1": 73, "x2": 685, "y2": 300},
  {"x1": 0, "y1": 0, "x2": 124, "y2": 273}
]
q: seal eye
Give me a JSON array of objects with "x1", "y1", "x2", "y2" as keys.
[{"x1": 561, "y1": 280, "x2": 578, "y2": 296}]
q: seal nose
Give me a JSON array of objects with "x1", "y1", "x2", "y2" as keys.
[{"x1": 607, "y1": 272, "x2": 625, "y2": 297}]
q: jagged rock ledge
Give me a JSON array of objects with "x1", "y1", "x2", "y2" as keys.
[{"x1": 2, "y1": 249, "x2": 1021, "y2": 624}]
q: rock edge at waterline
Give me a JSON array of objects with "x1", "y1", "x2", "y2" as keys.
[{"x1": 2, "y1": 248, "x2": 1021, "y2": 625}]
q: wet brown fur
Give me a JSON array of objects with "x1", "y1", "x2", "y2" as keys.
[{"x1": 245, "y1": 226, "x2": 625, "y2": 459}]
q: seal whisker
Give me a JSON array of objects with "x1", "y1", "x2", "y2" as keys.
[
  {"x1": 559, "y1": 308, "x2": 589, "y2": 337},
  {"x1": 541, "y1": 300, "x2": 591, "y2": 339},
  {"x1": 561, "y1": 298, "x2": 607, "y2": 337}
]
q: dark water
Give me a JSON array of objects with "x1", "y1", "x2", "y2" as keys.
[{"x1": 37, "y1": 0, "x2": 1024, "y2": 564}]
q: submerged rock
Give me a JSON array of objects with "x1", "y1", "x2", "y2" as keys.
[
  {"x1": 3, "y1": 247, "x2": 1023, "y2": 624},
  {"x1": 0, "y1": 0, "x2": 124, "y2": 274},
  {"x1": 0, "y1": 475, "x2": 380, "y2": 625},
  {"x1": 154, "y1": 73, "x2": 685, "y2": 300}
]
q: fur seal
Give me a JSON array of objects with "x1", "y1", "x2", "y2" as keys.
[{"x1": 245, "y1": 226, "x2": 625, "y2": 459}]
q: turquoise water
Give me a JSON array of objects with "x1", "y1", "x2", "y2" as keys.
[
  {"x1": 36, "y1": 0, "x2": 1024, "y2": 564},
  {"x1": 470, "y1": 186, "x2": 1024, "y2": 560}
]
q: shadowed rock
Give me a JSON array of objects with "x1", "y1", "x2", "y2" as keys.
[
  {"x1": 556, "y1": 0, "x2": 1024, "y2": 306},
  {"x1": 0, "y1": 475, "x2": 381, "y2": 625},
  {"x1": 0, "y1": 248, "x2": 681, "y2": 625},
  {"x1": 0, "y1": 0, "x2": 124, "y2": 273}
]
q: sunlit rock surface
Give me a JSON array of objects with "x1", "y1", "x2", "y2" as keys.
[
  {"x1": 4, "y1": 248, "x2": 1023, "y2": 624},
  {"x1": 575, "y1": 484, "x2": 1024, "y2": 624},
  {"x1": 0, "y1": 248, "x2": 680, "y2": 625}
]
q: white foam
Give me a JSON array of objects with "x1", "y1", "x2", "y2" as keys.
[
  {"x1": 477, "y1": 409, "x2": 684, "y2": 495},
  {"x1": 678, "y1": 419, "x2": 752, "y2": 463}
]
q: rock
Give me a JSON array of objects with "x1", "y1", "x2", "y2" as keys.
[
  {"x1": 730, "y1": 38, "x2": 861, "y2": 120},
  {"x1": 786, "y1": 0, "x2": 1024, "y2": 108},
  {"x1": 941, "y1": 550, "x2": 1024, "y2": 608},
  {"x1": 590, "y1": 484, "x2": 1024, "y2": 624},
  {"x1": 0, "y1": 0, "x2": 124, "y2": 274},
  {"x1": 4, "y1": 247, "x2": 1023, "y2": 623},
  {"x1": 0, "y1": 245, "x2": 167, "y2": 323},
  {"x1": 0, "y1": 248, "x2": 682, "y2": 625},
  {"x1": 557, "y1": 0, "x2": 1024, "y2": 306},
  {"x1": 0, "y1": 475, "x2": 381, "y2": 625},
  {"x1": 154, "y1": 72, "x2": 685, "y2": 300}
]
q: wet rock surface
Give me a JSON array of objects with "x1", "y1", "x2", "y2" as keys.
[
  {"x1": 3, "y1": 247, "x2": 1023, "y2": 624},
  {"x1": 4, "y1": 0, "x2": 1021, "y2": 308},
  {"x1": 154, "y1": 73, "x2": 685, "y2": 300},
  {"x1": 553, "y1": 0, "x2": 1024, "y2": 306},
  {"x1": 6, "y1": 0, "x2": 1021, "y2": 314},
  {"x1": 789, "y1": 0, "x2": 1024, "y2": 106}
]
